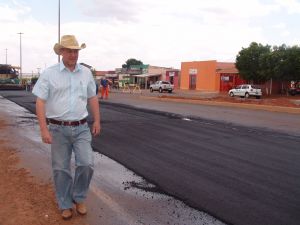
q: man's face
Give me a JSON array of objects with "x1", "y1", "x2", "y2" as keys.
[{"x1": 60, "y1": 48, "x2": 79, "y2": 69}]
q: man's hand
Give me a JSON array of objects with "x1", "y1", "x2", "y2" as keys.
[
  {"x1": 91, "y1": 121, "x2": 101, "y2": 137},
  {"x1": 88, "y1": 96, "x2": 101, "y2": 137},
  {"x1": 41, "y1": 128, "x2": 52, "y2": 144},
  {"x1": 36, "y1": 97, "x2": 52, "y2": 144}
]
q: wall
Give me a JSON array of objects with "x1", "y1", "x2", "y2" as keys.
[
  {"x1": 258, "y1": 80, "x2": 290, "y2": 95},
  {"x1": 219, "y1": 73, "x2": 244, "y2": 92},
  {"x1": 180, "y1": 60, "x2": 219, "y2": 91},
  {"x1": 148, "y1": 66, "x2": 171, "y2": 80},
  {"x1": 166, "y1": 70, "x2": 180, "y2": 89}
]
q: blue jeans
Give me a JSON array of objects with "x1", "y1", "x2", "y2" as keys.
[{"x1": 49, "y1": 123, "x2": 94, "y2": 210}]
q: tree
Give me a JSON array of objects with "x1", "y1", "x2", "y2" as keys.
[
  {"x1": 265, "y1": 45, "x2": 300, "y2": 90},
  {"x1": 236, "y1": 43, "x2": 300, "y2": 94},
  {"x1": 122, "y1": 58, "x2": 143, "y2": 69},
  {"x1": 277, "y1": 45, "x2": 300, "y2": 81},
  {"x1": 258, "y1": 51, "x2": 274, "y2": 81},
  {"x1": 235, "y1": 42, "x2": 271, "y2": 83},
  {"x1": 271, "y1": 44, "x2": 293, "y2": 82}
]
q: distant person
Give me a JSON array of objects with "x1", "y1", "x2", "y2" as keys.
[
  {"x1": 32, "y1": 35, "x2": 101, "y2": 220},
  {"x1": 95, "y1": 79, "x2": 99, "y2": 95},
  {"x1": 100, "y1": 77, "x2": 109, "y2": 99},
  {"x1": 26, "y1": 79, "x2": 32, "y2": 91}
]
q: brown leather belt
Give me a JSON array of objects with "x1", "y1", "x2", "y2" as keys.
[{"x1": 47, "y1": 118, "x2": 87, "y2": 126}]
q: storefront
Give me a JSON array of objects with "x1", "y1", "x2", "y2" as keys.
[
  {"x1": 132, "y1": 73, "x2": 161, "y2": 89},
  {"x1": 166, "y1": 70, "x2": 180, "y2": 89},
  {"x1": 180, "y1": 60, "x2": 241, "y2": 92}
]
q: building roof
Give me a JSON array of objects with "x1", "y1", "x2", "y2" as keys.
[
  {"x1": 132, "y1": 73, "x2": 161, "y2": 78},
  {"x1": 216, "y1": 62, "x2": 239, "y2": 73},
  {"x1": 95, "y1": 71, "x2": 108, "y2": 76}
]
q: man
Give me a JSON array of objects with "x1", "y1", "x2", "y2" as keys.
[
  {"x1": 32, "y1": 35, "x2": 100, "y2": 220},
  {"x1": 100, "y1": 77, "x2": 109, "y2": 99}
]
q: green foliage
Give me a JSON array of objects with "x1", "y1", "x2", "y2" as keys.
[
  {"x1": 236, "y1": 42, "x2": 300, "y2": 83},
  {"x1": 122, "y1": 58, "x2": 143, "y2": 69},
  {"x1": 235, "y1": 42, "x2": 271, "y2": 83},
  {"x1": 274, "y1": 45, "x2": 300, "y2": 81}
]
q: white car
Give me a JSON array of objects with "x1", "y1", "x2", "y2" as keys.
[
  {"x1": 228, "y1": 84, "x2": 262, "y2": 99},
  {"x1": 150, "y1": 81, "x2": 174, "y2": 93}
]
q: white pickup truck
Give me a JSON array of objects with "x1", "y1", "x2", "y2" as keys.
[
  {"x1": 150, "y1": 81, "x2": 174, "y2": 93},
  {"x1": 228, "y1": 84, "x2": 262, "y2": 99}
]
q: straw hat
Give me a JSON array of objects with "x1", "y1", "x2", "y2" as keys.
[{"x1": 53, "y1": 35, "x2": 86, "y2": 55}]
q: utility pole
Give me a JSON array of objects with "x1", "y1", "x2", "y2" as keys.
[
  {"x1": 17, "y1": 32, "x2": 24, "y2": 82},
  {"x1": 37, "y1": 67, "x2": 41, "y2": 77},
  {"x1": 58, "y1": 0, "x2": 61, "y2": 62}
]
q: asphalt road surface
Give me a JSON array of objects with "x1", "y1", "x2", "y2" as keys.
[{"x1": 1, "y1": 90, "x2": 300, "y2": 225}]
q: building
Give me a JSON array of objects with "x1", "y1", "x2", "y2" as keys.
[
  {"x1": 95, "y1": 64, "x2": 180, "y2": 90},
  {"x1": 126, "y1": 65, "x2": 179, "y2": 89},
  {"x1": 180, "y1": 60, "x2": 242, "y2": 92},
  {"x1": 166, "y1": 69, "x2": 180, "y2": 89}
]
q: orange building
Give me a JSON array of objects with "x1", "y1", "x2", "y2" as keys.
[{"x1": 180, "y1": 60, "x2": 242, "y2": 92}]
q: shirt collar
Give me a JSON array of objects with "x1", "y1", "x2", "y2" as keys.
[{"x1": 59, "y1": 61, "x2": 81, "y2": 73}]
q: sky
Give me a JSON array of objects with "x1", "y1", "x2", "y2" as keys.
[{"x1": 1, "y1": 0, "x2": 300, "y2": 73}]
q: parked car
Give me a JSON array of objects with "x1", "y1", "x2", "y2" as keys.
[
  {"x1": 288, "y1": 81, "x2": 300, "y2": 96},
  {"x1": 228, "y1": 84, "x2": 262, "y2": 99},
  {"x1": 288, "y1": 87, "x2": 300, "y2": 96},
  {"x1": 150, "y1": 81, "x2": 174, "y2": 93}
]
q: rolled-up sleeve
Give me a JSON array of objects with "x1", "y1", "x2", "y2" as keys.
[
  {"x1": 32, "y1": 72, "x2": 49, "y2": 100},
  {"x1": 87, "y1": 72, "x2": 96, "y2": 98}
]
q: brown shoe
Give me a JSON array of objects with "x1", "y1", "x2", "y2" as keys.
[
  {"x1": 75, "y1": 202, "x2": 87, "y2": 215},
  {"x1": 61, "y1": 209, "x2": 72, "y2": 220}
]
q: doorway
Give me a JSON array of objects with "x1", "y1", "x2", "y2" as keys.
[{"x1": 189, "y1": 74, "x2": 196, "y2": 90}]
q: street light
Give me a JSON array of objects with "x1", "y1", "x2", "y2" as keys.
[{"x1": 17, "y1": 32, "x2": 23, "y2": 82}]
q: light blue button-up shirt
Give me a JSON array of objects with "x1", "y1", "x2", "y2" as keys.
[{"x1": 32, "y1": 61, "x2": 96, "y2": 121}]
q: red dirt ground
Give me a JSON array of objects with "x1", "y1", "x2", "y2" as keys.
[
  {"x1": 0, "y1": 119, "x2": 88, "y2": 225},
  {"x1": 213, "y1": 94, "x2": 300, "y2": 108},
  {"x1": 162, "y1": 94, "x2": 300, "y2": 108}
]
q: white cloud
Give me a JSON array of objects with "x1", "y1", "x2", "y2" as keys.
[
  {"x1": 281, "y1": 30, "x2": 290, "y2": 37},
  {"x1": 75, "y1": 0, "x2": 142, "y2": 21},
  {"x1": 275, "y1": 0, "x2": 300, "y2": 14},
  {"x1": 272, "y1": 22, "x2": 286, "y2": 29},
  {"x1": 1, "y1": 0, "x2": 299, "y2": 73},
  {"x1": 0, "y1": 1, "x2": 30, "y2": 22}
]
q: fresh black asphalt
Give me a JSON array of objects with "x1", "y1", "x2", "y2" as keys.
[{"x1": 1, "y1": 90, "x2": 300, "y2": 225}]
